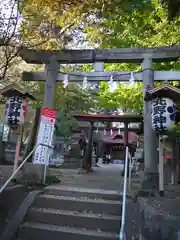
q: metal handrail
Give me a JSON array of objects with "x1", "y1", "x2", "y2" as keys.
[
  {"x1": 119, "y1": 145, "x2": 129, "y2": 240},
  {"x1": 0, "y1": 143, "x2": 50, "y2": 194}
]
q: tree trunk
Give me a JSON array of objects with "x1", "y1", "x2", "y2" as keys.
[{"x1": 23, "y1": 108, "x2": 41, "y2": 161}]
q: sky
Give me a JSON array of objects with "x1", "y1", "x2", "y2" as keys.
[{"x1": 0, "y1": 0, "x2": 22, "y2": 38}]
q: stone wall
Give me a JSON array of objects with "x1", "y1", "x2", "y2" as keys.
[
  {"x1": 0, "y1": 185, "x2": 29, "y2": 234},
  {"x1": 139, "y1": 197, "x2": 180, "y2": 240},
  {"x1": 125, "y1": 194, "x2": 180, "y2": 239}
]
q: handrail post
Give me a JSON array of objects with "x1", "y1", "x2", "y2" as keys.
[{"x1": 120, "y1": 145, "x2": 129, "y2": 240}]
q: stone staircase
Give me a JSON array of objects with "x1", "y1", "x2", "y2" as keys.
[{"x1": 16, "y1": 186, "x2": 122, "y2": 240}]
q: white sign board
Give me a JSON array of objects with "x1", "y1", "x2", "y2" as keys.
[{"x1": 33, "y1": 108, "x2": 56, "y2": 165}]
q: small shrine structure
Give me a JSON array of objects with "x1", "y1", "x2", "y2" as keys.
[{"x1": 72, "y1": 113, "x2": 143, "y2": 172}]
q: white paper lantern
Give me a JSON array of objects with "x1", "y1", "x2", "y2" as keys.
[
  {"x1": 151, "y1": 97, "x2": 176, "y2": 134},
  {"x1": 3, "y1": 96, "x2": 28, "y2": 128}
]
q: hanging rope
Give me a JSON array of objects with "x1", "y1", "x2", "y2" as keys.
[{"x1": 59, "y1": 68, "x2": 153, "y2": 79}]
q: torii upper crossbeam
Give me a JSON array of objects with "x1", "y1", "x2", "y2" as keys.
[{"x1": 19, "y1": 45, "x2": 180, "y2": 64}]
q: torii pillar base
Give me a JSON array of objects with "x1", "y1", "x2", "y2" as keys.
[{"x1": 141, "y1": 172, "x2": 159, "y2": 189}]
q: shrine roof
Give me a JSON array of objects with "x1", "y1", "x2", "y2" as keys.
[
  {"x1": 0, "y1": 83, "x2": 35, "y2": 100},
  {"x1": 144, "y1": 84, "x2": 180, "y2": 102},
  {"x1": 72, "y1": 113, "x2": 143, "y2": 122}
]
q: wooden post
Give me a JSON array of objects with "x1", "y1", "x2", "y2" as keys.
[
  {"x1": 23, "y1": 108, "x2": 41, "y2": 161},
  {"x1": 159, "y1": 136, "x2": 164, "y2": 196},
  {"x1": 142, "y1": 58, "x2": 159, "y2": 189},
  {"x1": 39, "y1": 56, "x2": 59, "y2": 182},
  {"x1": 13, "y1": 126, "x2": 23, "y2": 172},
  {"x1": 171, "y1": 138, "x2": 177, "y2": 184},
  {"x1": 177, "y1": 142, "x2": 180, "y2": 184},
  {"x1": 0, "y1": 124, "x2": 5, "y2": 164}
]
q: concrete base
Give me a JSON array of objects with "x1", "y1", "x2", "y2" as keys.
[
  {"x1": 19, "y1": 163, "x2": 51, "y2": 184},
  {"x1": 159, "y1": 191, "x2": 164, "y2": 197},
  {"x1": 141, "y1": 172, "x2": 159, "y2": 190}
]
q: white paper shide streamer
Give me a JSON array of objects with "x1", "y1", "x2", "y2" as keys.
[
  {"x1": 63, "y1": 74, "x2": 69, "y2": 88},
  {"x1": 108, "y1": 75, "x2": 117, "y2": 92},
  {"x1": 108, "y1": 75, "x2": 114, "y2": 92},
  {"x1": 129, "y1": 72, "x2": 135, "y2": 84},
  {"x1": 95, "y1": 127, "x2": 99, "y2": 133},
  {"x1": 83, "y1": 76, "x2": 88, "y2": 89}
]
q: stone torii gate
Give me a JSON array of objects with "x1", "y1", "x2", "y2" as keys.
[{"x1": 19, "y1": 45, "x2": 180, "y2": 188}]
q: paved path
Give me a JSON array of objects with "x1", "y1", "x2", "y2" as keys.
[{"x1": 55, "y1": 164, "x2": 124, "y2": 192}]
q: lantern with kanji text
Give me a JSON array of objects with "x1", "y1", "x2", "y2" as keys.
[
  {"x1": 0, "y1": 83, "x2": 34, "y2": 129},
  {"x1": 151, "y1": 97, "x2": 175, "y2": 134},
  {"x1": 144, "y1": 83, "x2": 180, "y2": 196},
  {"x1": 144, "y1": 84, "x2": 180, "y2": 135}
]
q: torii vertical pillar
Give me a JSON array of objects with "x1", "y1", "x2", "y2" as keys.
[
  {"x1": 83, "y1": 121, "x2": 94, "y2": 171},
  {"x1": 39, "y1": 56, "x2": 59, "y2": 182},
  {"x1": 142, "y1": 58, "x2": 159, "y2": 189}
]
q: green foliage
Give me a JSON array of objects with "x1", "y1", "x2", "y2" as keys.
[
  {"x1": 99, "y1": 82, "x2": 143, "y2": 113},
  {"x1": 82, "y1": 1, "x2": 180, "y2": 114},
  {"x1": 25, "y1": 79, "x2": 97, "y2": 139},
  {"x1": 3, "y1": 0, "x2": 180, "y2": 137}
]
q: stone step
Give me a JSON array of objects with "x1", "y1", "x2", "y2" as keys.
[
  {"x1": 34, "y1": 194, "x2": 121, "y2": 215},
  {"x1": 19, "y1": 222, "x2": 119, "y2": 240},
  {"x1": 27, "y1": 207, "x2": 121, "y2": 233},
  {"x1": 45, "y1": 186, "x2": 122, "y2": 201}
]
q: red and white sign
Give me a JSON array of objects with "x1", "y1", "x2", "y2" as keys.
[{"x1": 33, "y1": 108, "x2": 56, "y2": 165}]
